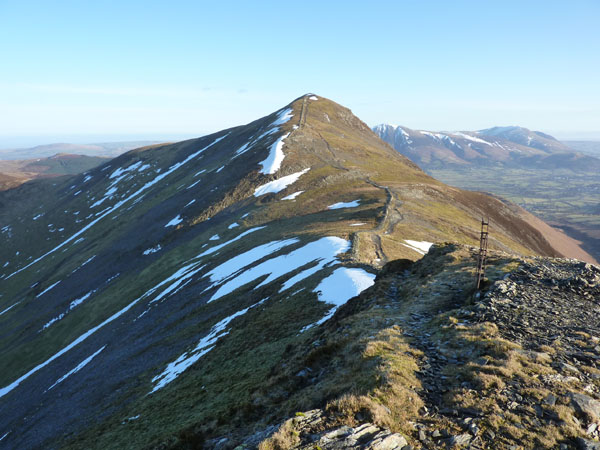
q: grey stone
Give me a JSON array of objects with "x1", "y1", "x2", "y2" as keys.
[
  {"x1": 449, "y1": 433, "x2": 472, "y2": 446},
  {"x1": 468, "y1": 423, "x2": 480, "y2": 435},
  {"x1": 368, "y1": 433, "x2": 408, "y2": 450},
  {"x1": 577, "y1": 437, "x2": 600, "y2": 450},
  {"x1": 570, "y1": 393, "x2": 600, "y2": 421},
  {"x1": 351, "y1": 423, "x2": 379, "y2": 440},
  {"x1": 561, "y1": 362, "x2": 580, "y2": 374},
  {"x1": 322, "y1": 426, "x2": 352, "y2": 442},
  {"x1": 543, "y1": 393, "x2": 557, "y2": 406}
]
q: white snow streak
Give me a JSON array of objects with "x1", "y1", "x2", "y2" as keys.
[
  {"x1": 206, "y1": 237, "x2": 350, "y2": 302},
  {"x1": 69, "y1": 291, "x2": 94, "y2": 309},
  {"x1": 143, "y1": 245, "x2": 162, "y2": 255},
  {"x1": 259, "y1": 132, "x2": 290, "y2": 174},
  {"x1": 254, "y1": 168, "x2": 310, "y2": 197},
  {"x1": 148, "y1": 262, "x2": 206, "y2": 305},
  {"x1": 81, "y1": 255, "x2": 96, "y2": 267},
  {"x1": 257, "y1": 108, "x2": 294, "y2": 173},
  {"x1": 205, "y1": 239, "x2": 300, "y2": 297},
  {"x1": 42, "y1": 290, "x2": 96, "y2": 330},
  {"x1": 109, "y1": 161, "x2": 142, "y2": 180},
  {"x1": 36, "y1": 281, "x2": 61, "y2": 298},
  {"x1": 165, "y1": 215, "x2": 183, "y2": 227},
  {"x1": 46, "y1": 346, "x2": 106, "y2": 391},
  {"x1": 282, "y1": 190, "x2": 304, "y2": 200},
  {"x1": 453, "y1": 132, "x2": 492, "y2": 146},
  {"x1": 196, "y1": 227, "x2": 265, "y2": 258},
  {"x1": 402, "y1": 240, "x2": 433, "y2": 255},
  {"x1": 328, "y1": 200, "x2": 360, "y2": 210},
  {"x1": 0, "y1": 302, "x2": 20, "y2": 316},
  {"x1": 272, "y1": 108, "x2": 293, "y2": 126}
]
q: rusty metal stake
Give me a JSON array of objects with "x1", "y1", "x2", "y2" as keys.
[{"x1": 476, "y1": 218, "x2": 489, "y2": 290}]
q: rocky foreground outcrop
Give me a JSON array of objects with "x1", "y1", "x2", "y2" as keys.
[{"x1": 252, "y1": 245, "x2": 600, "y2": 450}]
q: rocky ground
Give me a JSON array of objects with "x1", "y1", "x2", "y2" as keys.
[{"x1": 252, "y1": 246, "x2": 600, "y2": 450}]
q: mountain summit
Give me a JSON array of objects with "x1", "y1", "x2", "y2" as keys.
[
  {"x1": 0, "y1": 95, "x2": 595, "y2": 448},
  {"x1": 373, "y1": 123, "x2": 600, "y2": 171}
]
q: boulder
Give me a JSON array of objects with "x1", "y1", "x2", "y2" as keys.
[{"x1": 570, "y1": 393, "x2": 600, "y2": 421}]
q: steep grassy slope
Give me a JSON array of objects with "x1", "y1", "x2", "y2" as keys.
[{"x1": 0, "y1": 95, "x2": 592, "y2": 449}]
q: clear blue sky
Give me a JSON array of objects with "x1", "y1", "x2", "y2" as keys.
[{"x1": 1, "y1": 0, "x2": 599, "y2": 147}]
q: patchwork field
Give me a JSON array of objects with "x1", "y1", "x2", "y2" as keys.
[{"x1": 429, "y1": 167, "x2": 600, "y2": 261}]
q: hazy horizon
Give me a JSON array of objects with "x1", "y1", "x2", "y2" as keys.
[{"x1": 2, "y1": 126, "x2": 600, "y2": 152}]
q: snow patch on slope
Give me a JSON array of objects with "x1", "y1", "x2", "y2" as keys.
[
  {"x1": 258, "y1": 108, "x2": 294, "y2": 174},
  {"x1": 254, "y1": 168, "x2": 310, "y2": 196},
  {"x1": 302, "y1": 268, "x2": 375, "y2": 331},
  {"x1": 453, "y1": 132, "x2": 492, "y2": 146},
  {"x1": 328, "y1": 200, "x2": 360, "y2": 210},
  {"x1": 282, "y1": 190, "x2": 303, "y2": 200},
  {"x1": 143, "y1": 245, "x2": 162, "y2": 255},
  {"x1": 206, "y1": 236, "x2": 351, "y2": 302},
  {"x1": 271, "y1": 107, "x2": 293, "y2": 127},
  {"x1": 402, "y1": 239, "x2": 433, "y2": 255},
  {"x1": 259, "y1": 133, "x2": 290, "y2": 174},
  {"x1": 165, "y1": 215, "x2": 183, "y2": 227}
]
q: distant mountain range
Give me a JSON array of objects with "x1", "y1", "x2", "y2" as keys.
[
  {"x1": 0, "y1": 141, "x2": 162, "y2": 160},
  {"x1": 373, "y1": 124, "x2": 600, "y2": 171}
]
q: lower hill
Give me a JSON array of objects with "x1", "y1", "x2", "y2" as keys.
[
  {"x1": 0, "y1": 153, "x2": 110, "y2": 191},
  {"x1": 0, "y1": 95, "x2": 596, "y2": 449},
  {"x1": 0, "y1": 141, "x2": 161, "y2": 160}
]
